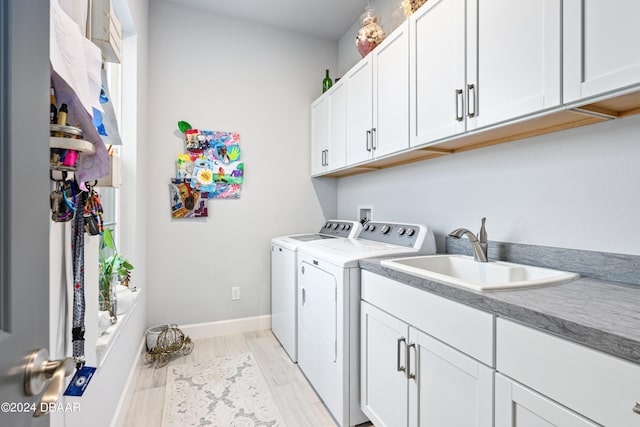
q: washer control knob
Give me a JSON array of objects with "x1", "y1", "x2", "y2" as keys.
[
  {"x1": 407, "y1": 228, "x2": 416, "y2": 237},
  {"x1": 369, "y1": 225, "x2": 376, "y2": 232},
  {"x1": 345, "y1": 224, "x2": 351, "y2": 230},
  {"x1": 325, "y1": 223, "x2": 331, "y2": 228},
  {"x1": 397, "y1": 227, "x2": 406, "y2": 236},
  {"x1": 341, "y1": 224, "x2": 347, "y2": 230},
  {"x1": 332, "y1": 223, "x2": 339, "y2": 229},
  {"x1": 381, "y1": 225, "x2": 391, "y2": 234}
]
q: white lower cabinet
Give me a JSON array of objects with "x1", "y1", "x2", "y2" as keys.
[
  {"x1": 408, "y1": 326, "x2": 493, "y2": 427},
  {"x1": 495, "y1": 374, "x2": 598, "y2": 427},
  {"x1": 497, "y1": 318, "x2": 640, "y2": 426},
  {"x1": 361, "y1": 299, "x2": 493, "y2": 427}
]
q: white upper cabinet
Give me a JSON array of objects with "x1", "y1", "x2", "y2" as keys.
[
  {"x1": 328, "y1": 81, "x2": 347, "y2": 170},
  {"x1": 470, "y1": 0, "x2": 561, "y2": 129},
  {"x1": 410, "y1": 0, "x2": 466, "y2": 145},
  {"x1": 311, "y1": 82, "x2": 347, "y2": 176},
  {"x1": 310, "y1": 95, "x2": 328, "y2": 176},
  {"x1": 564, "y1": 0, "x2": 640, "y2": 104},
  {"x1": 347, "y1": 21, "x2": 410, "y2": 164},
  {"x1": 410, "y1": 0, "x2": 561, "y2": 147},
  {"x1": 346, "y1": 55, "x2": 374, "y2": 165},
  {"x1": 373, "y1": 21, "x2": 410, "y2": 158}
]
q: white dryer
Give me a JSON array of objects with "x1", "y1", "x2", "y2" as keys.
[
  {"x1": 297, "y1": 222, "x2": 436, "y2": 427},
  {"x1": 271, "y1": 220, "x2": 362, "y2": 362}
]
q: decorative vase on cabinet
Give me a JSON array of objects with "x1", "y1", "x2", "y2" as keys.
[{"x1": 356, "y1": 1, "x2": 386, "y2": 57}]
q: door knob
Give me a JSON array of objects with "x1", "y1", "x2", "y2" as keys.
[{"x1": 24, "y1": 348, "x2": 75, "y2": 417}]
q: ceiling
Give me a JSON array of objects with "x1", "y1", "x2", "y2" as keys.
[{"x1": 166, "y1": 0, "x2": 368, "y2": 40}]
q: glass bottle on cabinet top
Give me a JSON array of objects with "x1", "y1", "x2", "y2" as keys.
[{"x1": 322, "y1": 69, "x2": 333, "y2": 93}]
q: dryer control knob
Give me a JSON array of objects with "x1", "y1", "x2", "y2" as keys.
[
  {"x1": 397, "y1": 227, "x2": 406, "y2": 236},
  {"x1": 381, "y1": 225, "x2": 391, "y2": 234},
  {"x1": 345, "y1": 224, "x2": 351, "y2": 230},
  {"x1": 341, "y1": 224, "x2": 347, "y2": 230},
  {"x1": 332, "y1": 223, "x2": 339, "y2": 229},
  {"x1": 369, "y1": 225, "x2": 376, "y2": 232},
  {"x1": 407, "y1": 228, "x2": 416, "y2": 237}
]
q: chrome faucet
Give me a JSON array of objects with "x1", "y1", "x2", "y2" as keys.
[{"x1": 448, "y1": 217, "x2": 488, "y2": 262}]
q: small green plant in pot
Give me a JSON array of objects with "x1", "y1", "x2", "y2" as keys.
[{"x1": 99, "y1": 228, "x2": 134, "y2": 317}]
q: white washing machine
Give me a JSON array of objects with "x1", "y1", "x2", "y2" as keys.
[
  {"x1": 271, "y1": 220, "x2": 362, "y2": 362},
  {"x1": 297, "y1": 221, "x2": 436, "y2": 427}
]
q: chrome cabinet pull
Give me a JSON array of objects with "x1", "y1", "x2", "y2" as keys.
[
  {"x1": 371, "y1": 127, "x2": 377, "y2": 150},
  {"x1": 467, "y1": 84, "x2": 476, "y2": 118},
  {"x1": 324, "y1": 149, "x2": 329, "y2": 166},
  {"x1": 633, "y1": 400, "x2": 640, "y2": 415},
  {"x1": 455, "y1": 89, "x2": 464, "y2": 122},
  {"x1": 321, "y1": 150, "x2": 325, "y2": 166},
  {"x1": 301, "y1": 287, "x2": 306, "y2": 305},
  {"x1": 407, "y1": 343, "x2": 417, "y2": 380},
  {"x1": 366, "y1": 129, "x2": 372, "y2": 152},
  {"x1": 397, "y1": 337, "x2": 407, "y2": 373}
]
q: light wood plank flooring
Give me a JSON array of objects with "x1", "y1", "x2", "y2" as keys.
[{"x1": 123, "y1": 329, "x2": 368, "y2": 426}]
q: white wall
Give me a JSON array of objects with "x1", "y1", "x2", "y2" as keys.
[
  {"x1": 337, "y1": 114, "x2": 640, "y2": 256},
  {"x1": 146, "y1": 0, "x2": 338, "y2": 326}
]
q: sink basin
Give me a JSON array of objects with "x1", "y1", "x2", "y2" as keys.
[{"x1": 380, "y1": 255, "x2": 579, "y2": 291}]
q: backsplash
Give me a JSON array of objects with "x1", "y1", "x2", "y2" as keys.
[{"x1": 446, "y1": 237, "x2": 640, "y2": 286}]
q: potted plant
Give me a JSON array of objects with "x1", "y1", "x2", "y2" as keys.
[{"x1": 99, "y1": 228, "x2": 134, "y2": 320}]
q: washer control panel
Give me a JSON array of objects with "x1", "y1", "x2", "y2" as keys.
[
  {"x1": 359, "y1": 222, "x2": 423, "y2": 248},
  {"x1": 319, "y1": 220, "x2": 361, "y2": 238}
]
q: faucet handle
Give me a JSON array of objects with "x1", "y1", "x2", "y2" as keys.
[{"x1": 478, "y1": 217, "x2": 487, "y2": 244}]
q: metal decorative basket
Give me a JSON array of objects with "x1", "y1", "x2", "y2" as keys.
[{"x1": 145, "y1": 326, "x2": 194, "y2": 367}]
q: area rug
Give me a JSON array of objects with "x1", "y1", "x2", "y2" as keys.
[{"x1": 162, "y1": 352, "x2": 286, "y2": 426}]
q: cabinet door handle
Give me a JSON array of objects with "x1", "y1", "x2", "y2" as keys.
[
  {"x1": 467, "y1": 84, "x2": 476, "y2": 118},
  {"x1": 366, "y1": 129, "x2": 372, "y2": 152},
  {"x1": 455, "y1": 89, "x2": 464, "y2": 122},
  {"x1": 301, "y1": 287, "x2": 306, "y2": 305},
  {"x1": 397, "y1": 337, "x2": 406, "y2": 373},
  {"x1": 371, "y1": 127, "x2": 377, "y2": 150},
  {"x1": 321, "y1": 150, "x2": 325, "y2": 166},
  {"x1": 634, "y1": 400, "x2": 640, "y2": 415},
  {"x1": 324, "y1": 149, "x2": 329, "y2": 166},
  {"x1": 407, "y1": 343, "x2": 417, "y2": 380}
]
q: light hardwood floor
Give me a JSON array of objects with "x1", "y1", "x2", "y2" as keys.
[{"x1": 123, "y1": 329, "x2": 368, "y2": 426}]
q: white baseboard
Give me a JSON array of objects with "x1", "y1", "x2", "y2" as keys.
[
  {"x1": 180, "y1": 315, "x2": 272, "y2": 341},
  {"x1": 110, "y1": 337, "x2": 146, "y2": 427}
]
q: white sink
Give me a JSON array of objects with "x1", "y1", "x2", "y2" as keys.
[{"x1": 380, "y1": 255, "x2": 579, "y2": 291}]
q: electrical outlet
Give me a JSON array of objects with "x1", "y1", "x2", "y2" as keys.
[{"x1": 231, "y1": 286, "x2": 240, "y2": 301}]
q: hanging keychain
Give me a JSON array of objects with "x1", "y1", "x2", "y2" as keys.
[
  {"x1": 50, "y1": 172, "x2": 75, "y2": 222},
  {"x1": 83, "y1": 183, "x2": 103, "y2": 236}
]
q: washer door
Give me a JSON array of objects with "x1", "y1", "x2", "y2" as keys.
[{"x1": 299, "y1": 261, "x2": 337, "y2": 364}]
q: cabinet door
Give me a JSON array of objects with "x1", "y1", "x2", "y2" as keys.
[
  {"x1": 409, "y1": 327, "x2": 493, "y2": 427},
  {"x1": 469, "y1": 0, "x2": 561, "y2": 129},
  {"x1": 361, "y1": 302, "x2": 409, "y2": 427},
  {"x1": 310, "y1": 95, "x2": 328, "y2": 176},
  {"x1": 564, "y1": 0, "x2": 640, "y2": 104},
  {"x1": 346, "y1": 56, "x2": 374, "y2": 164},
  {"x1": 373, "y1": 21, "x2": 410, "y2": 157},
  {"x1": 410, "y1": 0, "x2": 466, "y2": 147},
  {"x1": 495, "y1": 374, "x2": 598, "y2": 427},
  {"x1": 327, "y1": 81, "x2": 347, "y2": 171}
]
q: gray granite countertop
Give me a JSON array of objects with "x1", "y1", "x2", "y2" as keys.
[{"x1": 359, "y1": 257, "x2": 640, "y2": 364}]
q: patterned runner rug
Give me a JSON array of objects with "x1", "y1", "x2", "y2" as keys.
[{"x1": 162, "y1": 352, "x2": 286, "y2": 426}]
